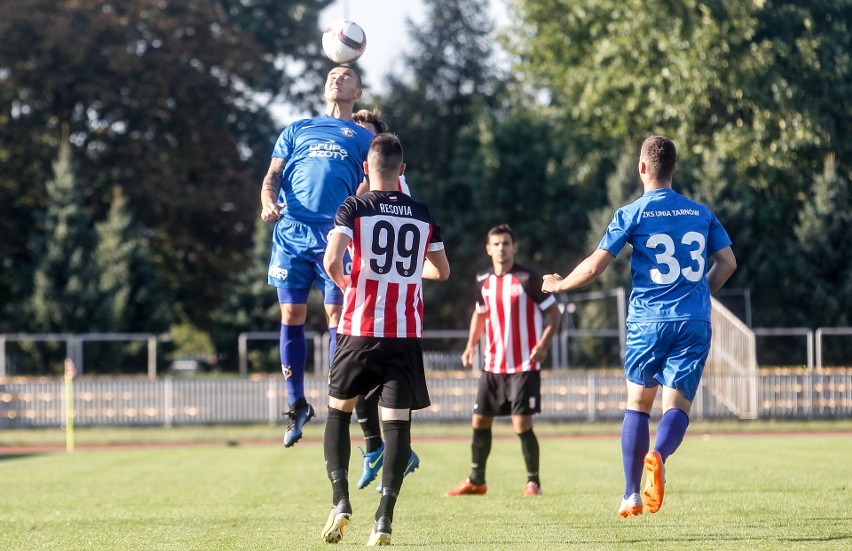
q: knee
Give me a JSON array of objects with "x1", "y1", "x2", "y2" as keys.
[{"x1": 472, "y1": 415, "x2": 492, "y2": 430}]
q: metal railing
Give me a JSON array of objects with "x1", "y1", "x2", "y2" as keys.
[
  {"x1": 753, "y1": 327, "x2": 815, "y2": 370},
  {"x1": 0, "y1": 333, "x2": 158, "y2": 379},
  {"x1": 705, "y1": 298, "x2": 758, "y2": 419},
  {"x1": 815, "y1": 327, "x2": 852, "y2": 370}
]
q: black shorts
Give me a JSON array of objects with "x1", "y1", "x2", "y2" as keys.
[
  {"x1": 329, "y1": 335, "x2": 431, "y2": 411},
  {"x1": 473, "y1": 370, "x2": 542, "y2": 417}
]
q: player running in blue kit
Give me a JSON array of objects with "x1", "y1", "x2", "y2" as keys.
[
  {"x1": 542, "y1": 136, "x2": 737, "y2": 517},
  {"x1": 260, "y1": 66, "x2": 374, "y2": 447}
]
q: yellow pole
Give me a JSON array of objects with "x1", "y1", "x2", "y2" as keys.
[{"x1": 64, "y1": 359, "x2": 76, "y2": 454}]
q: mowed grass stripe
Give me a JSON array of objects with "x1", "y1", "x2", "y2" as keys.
[{"x1": 2, "y1": 431, "x2": 850, "y2": 550}]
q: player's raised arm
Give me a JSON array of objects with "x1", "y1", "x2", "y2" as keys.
[
  {"x1": 542, "y1": 249, "x2": 615, "y2": 294},
  {"x1": 260, "y1": 157, "x2": 285, "y2": 222}
]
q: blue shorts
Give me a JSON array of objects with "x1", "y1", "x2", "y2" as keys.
[
  {"x1": 267, "y1": 216, "x2": 344, "y2": 305},
  {"x1": 623, "y1": 320, "x2": 711, "y2": 402}
]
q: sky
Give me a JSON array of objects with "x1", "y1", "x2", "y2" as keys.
[
  {"x1": 272, "y1": 0, "x2": 508, "y2": 124},
  {"x1": 319, "y1": 0, "x2": 508, "y2": 94}
]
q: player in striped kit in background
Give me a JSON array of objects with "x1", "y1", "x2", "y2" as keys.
[
  {"x1": 446, "y1": 224, "x2": 561, "y2": 497},
  {"x1": 320, "y1": 133, "x2": 450, "y2": 545}
]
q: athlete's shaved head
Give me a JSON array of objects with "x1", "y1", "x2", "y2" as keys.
[
  {"x1": 640, "y1": 136, "x2": 677, "y2": 182},
  {"x1": 367, "y1": 133, "x2": 404, "y2": 181}
]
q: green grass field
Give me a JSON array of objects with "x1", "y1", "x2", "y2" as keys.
[{"x1": 2, "y1": 423, "x2": 851, "y2": 550}]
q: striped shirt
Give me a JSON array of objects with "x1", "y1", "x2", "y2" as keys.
[
  {"x1": 330, "y1": 190, "x2": 443, "y2": 338},
  {"x1": 475, "y1": 265, "x2": 556, "y2": 374}
]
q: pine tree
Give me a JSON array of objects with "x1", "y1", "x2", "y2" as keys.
[
  {"x1": 90, "y1": 186, "x2": 171, "y2": 373},
  {"x1": 29, "y1": 140, "x2": 98, "y2": 333},
  {"x1": 22, "y1": 141, "x2": 98, "y2": 373}
]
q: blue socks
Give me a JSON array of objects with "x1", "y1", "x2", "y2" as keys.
[
  {"x1": 621, "y1": 409, "x2": 650, "y2": 497},
  {"x1": 280, "y1": 323, "x2": 307, "y2": 406},
  {"x1": 655, "y1": 407, "x2": 690, "y2": 462}
]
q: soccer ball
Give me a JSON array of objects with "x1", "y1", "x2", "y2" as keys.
[{"x1": 322, "y1": 20, "x2": 367, "y2": 64}]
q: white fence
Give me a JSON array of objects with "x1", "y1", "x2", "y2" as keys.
[{"x1": 1, "y1": 369, "x2": 850, "y2": 429}]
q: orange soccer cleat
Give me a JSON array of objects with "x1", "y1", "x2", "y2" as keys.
[
  {"x1": 642, "y1": 450, "x2": 666, "y2": 513},
  {"x1": 523, "y1": 481, "x2": 542, "y2": 496},
  {"x1": 445, "y1": 478, "x2": 487, "y2": 496}
]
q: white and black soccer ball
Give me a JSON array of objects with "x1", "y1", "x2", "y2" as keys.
[{"x1": 322, "y1": 20, "x2": 367, "y2": 64}]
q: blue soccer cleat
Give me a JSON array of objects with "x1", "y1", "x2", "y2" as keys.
[
  {"x1": 282, "y1": 399, "x2": 314, "y2": 447},
  {"x1": 357, "y1": 442, "x2": 385, "y2": 489},
  {"x1": 404, "y1": 449, "x2": 420, "y2": 477},
  {"x1": 376, "y1": 449, "x2": 420, "y2": 492}
]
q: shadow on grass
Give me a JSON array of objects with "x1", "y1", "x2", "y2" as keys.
[{"x1": 0, "y1": 452, "x2": 44, "y2": 462}]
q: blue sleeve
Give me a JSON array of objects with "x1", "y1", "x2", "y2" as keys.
[
  {"x1": 706, "y1": 213, "x2": 733, "y2": 255},
  {"x1": 597, "y1": 208, "x2": 631, "y2": 256},
  {"x1": 271, "y1": 122, "x2": 300, "y2": 160}
]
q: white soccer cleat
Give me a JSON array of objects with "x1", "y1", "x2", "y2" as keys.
[
  {"x1": 618, "y1": 492, "x2": 643, "y2": 517},
  {"x1": 321, "y1": 498, "x2": 352, "y2": 544}
]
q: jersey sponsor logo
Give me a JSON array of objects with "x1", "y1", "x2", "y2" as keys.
[
  {"x1": 379, "y1": 203, "x2": 413, "y2": 216},
  {"x1": 269, "y1": 265, "x2": 288, "y2": 280},
  {"x1": 308, "y1": 141, "x2": 349, "y2": 160}
]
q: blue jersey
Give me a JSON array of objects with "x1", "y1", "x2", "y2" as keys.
[
  {"x1": 272, "y1": 115, "x2": 373, "y2": 223},
  {"x1": 598, "y1": 188, "x2": 732, "y2": 322}
]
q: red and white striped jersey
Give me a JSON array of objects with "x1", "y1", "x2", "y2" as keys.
[
  {"x1": 330, "y1": 190, "x2": 443, "y2": 338},
  {"x1": 475, "y1": 265, "x2": 556, "y2": 374}
]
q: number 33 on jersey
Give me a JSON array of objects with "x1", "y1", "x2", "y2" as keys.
[
  {"x1": 598, "y1": 188, "x2": 732, "y2": 323},
  {"x1": 329, "y1": 191, "x2": 445, "y2": 338}
]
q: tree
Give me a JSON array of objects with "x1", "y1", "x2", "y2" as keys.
[
  {"x1": 0, "y1": 0, "x2": 334, "y2": 329},
  {"x1": 28, "y1": 141, "x2": 99, "y2": 333},
  {"x1": 372, "y1": 0, "x2": 517, "y2": 327},
  {"x1": 86, "y1": 186, "x2": 172, "y2": 373},
  {"x1": 505, "y1": 0, "x2": 852, "y2": 328},
  {"x1": 566, "y1": 147, "x2": 638, "y2": 367},
  {"x1": 94, "y1": 185, "x2": 171, "y2": 332},
  {"x1": 18, "y1": 141, "x2": 97, "y2": 373},
  {"x1": 211, "y1": 216, "x2": 280, "y2": 372},
  {"x1": 793, "y1": 155, "x2": 852, "y2": 327}
]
